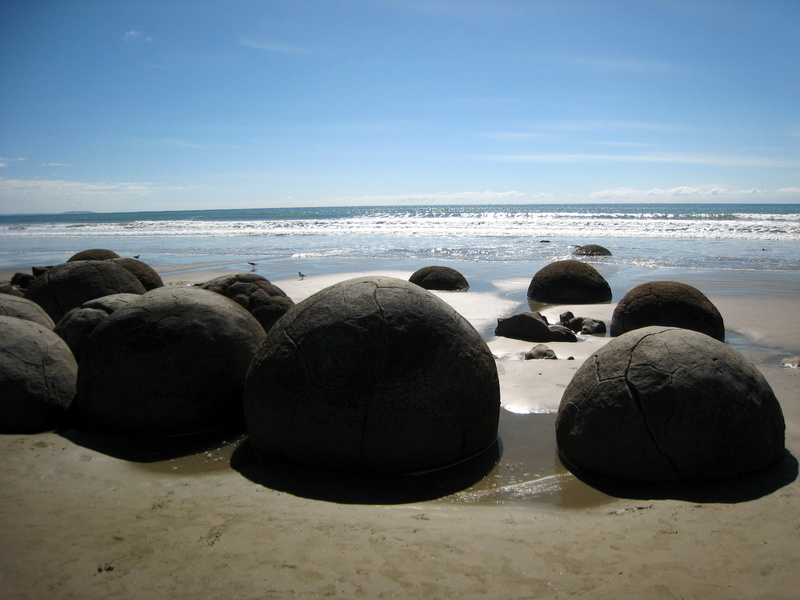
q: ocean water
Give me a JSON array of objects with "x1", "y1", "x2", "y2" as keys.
[{"x1": 1, "y1": 203, "x2": 799, "y2": 298}]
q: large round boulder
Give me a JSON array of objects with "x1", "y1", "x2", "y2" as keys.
[
  {"x1": 0, "y1": 316, "x2": 77, "y2": 433},
  {"x1": 409, "y1": 266, "x2": 469, "y2": 291},
  {"x1": 54, "y1": 293, "x2": 141, "y2": 359},
  {"x1": 199, "y1": 272, "x2": 294, "y2": 332},
  {"x1": 74, "y1": 287, "x2": 266, "y2": 436},
  {"x1": 68, "y1": 248, "x2": 120, "y2": 262},
  {"x1": 24, "y1": 260, "x2": 147, "y2": 322},
  {"x1": 527, "y1": 260, "x2": 612, "y2": 303},
  {"x1": 610, "y1": 281, "x2": 725, "y2": 341},
  {"x1": 244, "y1": 276, "x2": 500, "y2": 473},
  {"x1": 556, "y1": 326, "x2": 785, "y2": 482},
  {"x1": 112, "y1": 257, "x2": 163, "y2": 291},
  {"x1": 0, "y1": 294, "x2": 55, "y2": 329},
  {"x1": 573, "y1": 244, "x2": 612, "y2": 256}
]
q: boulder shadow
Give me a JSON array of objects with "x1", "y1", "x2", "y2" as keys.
[
  {"x1": 58, "y1": 424, "x2": 246, "y2": 464},
  {"x1": 231, "y1": 437, "x2": 501, "y2": 505},
  {"x1": 561, "y1": 449, "x2": 798, "y2": 504}
]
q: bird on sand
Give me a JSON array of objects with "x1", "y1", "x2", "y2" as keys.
[
  {"x1": 248, "y1": 261, "x2": 257, "y2": 270},
  {"x1": 133, "y1": 255, "x2": 140, "y2": 259},
  {"x1": 298, "y1": 271, "x2": 306, "y2": 280}
]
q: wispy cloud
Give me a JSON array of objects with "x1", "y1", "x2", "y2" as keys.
[
  {"x1": 0, "y1": 157, "x2": 26, "y2": 168},
  {"x1": 533, "y1": 53, "x2": 686, "y2": 75},
  {"x1": 329, "y1": 190, "x2": 551, "y2": 205},
  {"x1": 238, "y1": 35, "x2": 310, "y2": 54},
  {"x1": 42, "y1": 162, "x2": 74, "y2": 167},
  {"x1": 588, "y1": 185, "x2": 799, "y2": 200},
  {"x1": 484, "y1": 153, "x2": 798, "y2": 168},
  {"x1": 123, "y1": 30, "x2": 152, "y2": 43}
]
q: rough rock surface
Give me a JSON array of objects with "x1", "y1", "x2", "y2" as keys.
[
  {"x1": 0, "y1": 283, "x2": 26, "y2": 298},
  {"x1": 0, "y1": 316, "x2": 77, "y2": 433},
  {"x1": 112, "y1": 258, "x2": 164, "y2": 291},
  {"x1": 527, "y1": 260, "x2": 612, "y2": 303},
  {"x1": 54, "y1": 293, "x2": 141, "y2": 359},
  {"x1": 74, "y1": 287, "x2": 266, "y2": 436},
  {"x1": 25, "y1": 260, "x2": 147, "y2": 322},
  {"x1": 556, "y1": 326, "x2": 785, "y2": 482},
  {"x1": 572, "y1": 244, "x2": 612, "y2": 256},
  {"x1": 0, "y1": 295, "x2": 55, "y2": 329},
  {"x1": 244, "y1": 276, "x2": 500, "y2": 473},
  {"x1": 409, "y1": 266, "x2": 469, "y2": 291},
  {"x1": 495, "y1": 311, "x2": 577, "y2": 343},
  {"x1": 610, "y1": 281, "x2": 725, "y2": 341},
  {"x1": 68, "y1": 249, "x2": 120, "y2": 262},
  {"x1": 560, "y1": 311, "x2": 606, "y2": 335},
  {"x1": 524, "y1": 344, "x2": 557, "y2": 360},
  {"x1": 199, "y1": 272, "x2": 294, "y2": 332}
]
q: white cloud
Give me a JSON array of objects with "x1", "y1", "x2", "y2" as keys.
[
  {"x1": 0, "y1": 157, "x2": 26, "y2": 167},
  {"x1": 484, "y1": 152, "x2": 798, "y2": 168},
  {"x1": 123, "y1": 30, "x2": 152, "y2": 43},
  {"x1": 533, "y1": 53, "x2": 686, "y2": 75},
  {"x1": 42, "y1": 162, "x2": 74, "y2": 167},
  {"x1": 238, "y1": 36, "x2": 309, "y2": 54},
  {"x1": 589, "y1": 185, "x2": 797, "y2": 201},
  {"x1": 329, "y1": 190, "x2": 550, "y2": 205}
]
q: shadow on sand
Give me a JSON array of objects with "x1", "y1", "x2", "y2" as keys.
[{"x1": 231, "y1": 437, "x2": 501, "y2": 505}]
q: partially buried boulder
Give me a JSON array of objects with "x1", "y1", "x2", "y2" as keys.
[
  {"x1": 74, "y1": 287, "x2": 266, "y2": 436},
  {"x1": 68, "y1": 248, "x2": 120, "y2": 262},
  {"x1": 524, "y1": 344, "x2": 557, "y2": 360},
  {"x1": 0, "y1": 294, "x2": 55, "y2": 329},
  {"x1": 528, "y1": 260, "x2": 611, "y2": 304},
  {"x1": 610, "y1": 281, "x2": 725, "y2": 341},
  {"x1": 0, "y1": 316, "x2": 77, "y2": 433},
  {"x1": 556, "y1": 326, "x2": 785, "y2": 482},
  {"x1": 409, "y1": 266, "x2": 469, "y2": 291},
  {"x1": 495, "y1": 311, "x2": 577, "y2": 343},
  {"x1": 573, "y1": 244, "x2": 612, "y2": 256},
  {"x1": 244, "y1": 276, "x2": 500, "y2": 473},
  {"x1": 25, "y1": 260, "x2": 147, "y2": 322},
  {"x1": 54, "y1": 293, "x2": 141, "y2": 359},
  {"x1": 199, "y1": 272, "x2": 294, "y2": 332},
  {"x1": 559, "y1": 311, "x2": 606, "y2": 335},
  {"x1": 112, "y1": 257, "x2": 163, "y2": 291}
]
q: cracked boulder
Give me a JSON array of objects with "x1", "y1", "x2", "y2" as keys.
[
  {"x1": 611, "y1": 281, "x2": 725, "y2": 341},
  {"x1": 74, "y1": 287, "x2": 266, "y2": 436},
  {"x1": 244, "y1": 276, "x2": 500, "y2": 473},
  {"x1": 25, "y1": 260, "x2": 147, "y2": 322},
  {"x1": 409, "y1": 266, "x2": 469, "y2": 291},
  {"x1": 556, "y1": 326, "x2": 785, "y2": 482},
  {"x1": 528, "y1": 260, "x2": 611, "y2": 303},
  {"x1": 199, "y1": 272, "x2": 294, "y2": 333},
  {"x1": 0, "y1": 316, "x2": 77, "y2": 433}
]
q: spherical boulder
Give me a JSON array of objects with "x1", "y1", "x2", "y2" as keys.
[
  {"x1": 199, "y1": 272, "x2": 294, "y2": 332},
  {"x1": 409, "y1": 266, "x2": 469, "y2": 291},
  {"x1": 112, "y1": 257, "x2": 163, "y2": 291},
  {"x1": 573, "y1": 244, "x2": 612, "y2": 256},
  {"x1": 556, "y1": 326, "x2": 785, "y2": 482},
  {"x1": 68, "y1": 248, "x2": 120, "y2": 262},
  {"x1": 24, "y1": 260, "x2": 147, "y2": 322},
  {"x1": 74, "y1": 287, "x2": 266, "y2": 436},
  {"x1": 0, "y1": 316, "x2": 77, "y2": 433},
  {"x1": 0, "y1": 295, "x2": 55, "y2": 329},
  {"x1": 610, "y1": 281, "x2": 725, "y2": 341},
  {"x1": 528, "y1": 260, "x2": 611, "y2": 304},
  {"x1": 244, "y1": 276, "x2": 500, "y2": 473},
  {"x1": 54, "y1": 293, "x2": 141, "y2": 359}
]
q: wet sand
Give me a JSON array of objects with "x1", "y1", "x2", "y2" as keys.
[{"x1": 1, "y1": 265, "x2": 799, "y2": 599}]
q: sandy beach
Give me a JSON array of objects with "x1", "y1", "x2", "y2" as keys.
[{"x1": 1, "y1": 265, "x2": 799, "y2": 599}]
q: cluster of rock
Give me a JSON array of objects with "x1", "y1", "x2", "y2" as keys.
[{"x1": 495, "y1": 311, "x2": 577, "y2": 343}]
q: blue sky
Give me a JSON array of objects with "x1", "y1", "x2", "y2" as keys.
[{"x1": 1, "y1": 0, "x2": 798, "y2": 213}]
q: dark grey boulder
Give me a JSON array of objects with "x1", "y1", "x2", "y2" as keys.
[
  {"x1": 0, "y1": 295, "x2": 55, "y2": 329},
  {"x1": 559, "y1": 311, "x2": 606, "y2": 335},
  {"x1": 528, "y1": 260, "x2": 612, "y2": 304},
  {"x1": 24, "y1": 260, "x2": 147, "y2": 322},
  {"x1": 409, "y1": 266, "x2": 469, "y2": 291},
  {"x1": 0, "y1": 283, "x2": 25, "y2": 297},
  {"x1": 244, "y1": 276, "x2": 500, "y2": 474},
  {"x1": 524, "y1": 344, "x2": 557, "y2": 360},
  {"x1": 495, "y1": 311, "x2": 577, "y2": 343},
  {"x1": 573, "y1": 244, "x2": 612, "y2": 256},
  {"x1": 610, "y1": 281, "x2": 725, "y2": 341},
  {"x1": 54, "y1": 293, "x2": 141, "y2": 359},
  {"x1": 556, "y1": 326, "x2": 785, "y2": 482},
  {"x1": 74, "y1": 287, "x2": 266, "y2": 436},
  {"x1": 68, "y1": 248, "x2": 120, "y2": 262},
  {"x1": 199, "y1": 272, "x2": 294, "y2": 332},
  {"x1": 112, "y1": 258, "x2": 163, "y2": 291},
  {"x1": 11, "y1": 273, "x2": 35, "y2": 289},
  {"x1": 0, "y1": 316, "x2": 77, "y2": 433}
]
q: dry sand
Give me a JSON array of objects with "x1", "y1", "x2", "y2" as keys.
[{"x1": 1, "y1": 267, "x2": 799, "y2": 599}]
